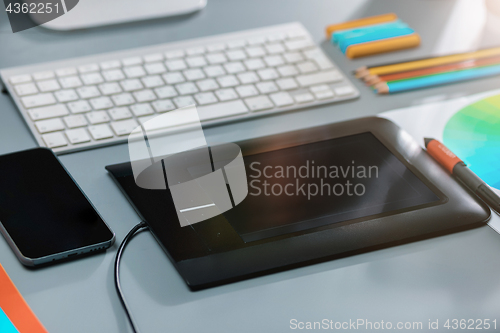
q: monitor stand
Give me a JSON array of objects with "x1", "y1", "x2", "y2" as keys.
[{"x1": 33, "y1": 0, "x2": 206, "y2": 31}]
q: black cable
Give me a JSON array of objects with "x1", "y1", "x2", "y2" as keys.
[{"x1": 114, "y1": 221, "x2": 148, "y2": 333}]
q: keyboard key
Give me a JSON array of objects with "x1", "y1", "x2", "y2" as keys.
[
  {"x1": 303, "y1": 49, "x2": 334, "y2": 70},
  {"x1": 276, "y1": 78, "x2": 298, "y2": 90},
  {"x1": 173, "y1": 96, "x2": 195, "y2": 108},
  {"x1": 197, "y1": 100, "x2": 248, "y2": 121},
  {"x1": 186, "y1": 47, "x2": 205, "y2": 56},
  {"x1": 245, "y1": 46, "x2": 265, "y2": 57},
  {"x1": 111, "y1": 119, "x2": 139, "y2": 136},
  {"x1": 144, "y1": 63, "x2": 166, "y2": 75},
  {"x1": 144, "y1": 53, "x2": 163, "y2": 63},
  {"x1": 236, "y1": 84, "x2": 258, "y2": 98},
  {"x1": 215, "y1": 88, "x2": 238, "y2": 101},
  {"x1": 186, "y1": 56, "x2": 207, "y2": 68},
  {"x1": 33, "y1": 71, "x2": 54, "y2": 81},
  {"x1": 204, "y1": 65, "x2": 226, "y2": 77},
  {"x1": 134, "y1": 89, "x2": 157, "y2": 102},
  {"x1": 277, "y1": 65, "x2": 298, "y2": 77},
  {"x1": 130, "y1": 103, "x2": 154, "y2": 117},
  {"x1": 124, "y1": 66, "x2": 146, "y2": 78},
  {"x1": 90, "y1": 96, "x2": 113, "y2": 110},
  {"x1": 120, "y1": 79, "x2": 143, "y2": 92},
  {"x1": 283, "y1": 52, "x2": 304, "y2": 63},
  {"x1": 65, "y1": 128, "x2": 91, "y2": 144},
  {"x1": 28, "y1": 104, "x2": 68, "y2": 121},
  {"x1": 77, "y1": 86, "x2": 100, "y2": 99},
  {"x1": 257, "y1": 68, "x2": 279, "y2": 81},
  {"x1": 297, "y1": 61, "x2": 318, "y2": 74},
  {"x1": 142, "y1": 75, "x2": 164, "y2": 88},
  {"x1": 314, "y1": 90, "x2": 335, "y2": 100},
  {"x1": 63, "y1": 114, "x2": 87, "y2": 128},
  {"x1": 162, "y1": 72, "x2": 185, "y2": 84},
  {"x1": 81, "y1": 73, "x2": 104, "y2": 85},
  {"x1": 226, "y1": 50, "x2": 246, "y2": 61},
  {"x1": 296, "y1": 70, "x2": 342, "y2": 87},
  {"x1": 196, "y1": 79, "x2": 219, "y2": 92},
  {"x1": 165, "y1": 59, "x2": 187, "y2": 71},
  {"x1": 59, "y1": 76, "x2": 82, "y2": 88},
  {"x1": 21, "y1": 93, "x2": 56, "y2": 108},
  {"x1": 207, "y1": 43, "x2": 226, "y2": 52},
  {"x1": 217, "y1": 75, "x2": 239, "y2": 88},
  {"x1": 88, "y1": 124, "x2": 114, "y2": 140},
  {"x1": 224, "y1": 62, "x2": 246, "y2": 74},
  {"x1": 265, "y1": 43, "x2": 285, "y2": 54},
  {"x1": 67, "y1": 100, "x2": 92, "y2": 113},
  {"x1": 108, "y1": 107, "x2": 132, "y2": 120},
  {"x1": 264, "y1": 55, "x2": 284, "y2": 67},
  {"x1": 155, "y1": 86, "x2": 178, "y2": 99},
  {"x1": 175, "y1": 82, "x2": 198, "y2": 95},
  {"x1": 183, "y1": 69, "x2": 205, "y2": 81},
  {"x1": 334, "y1": 86, "x2": 356, "y2": 96},
  {"x1": 165, "y1": 49, "x2": 185, "y2": 59},
  {"x1": 35, "y1": 118, "x2": 65, "y2": 133},
  {"x1": 310, "y1": 85, "x2": 330, "y2": 93},
  {"x1": 56, "y1": 67, "x2": 77, "y2": 77},
  {"x1": 10, "y1": 74, "x2": 31, "y2": 84},
  {"x1": 237, "y1": 72, "x2": 259, "y2": 84},
  {"x1": 294, "y1": 93, "x2": 314, "y2": 103},
  {"x1": 122, "y1": 57, "x2": 142, "y2": 67},
  {"x1": 103, "y1": 69, "x2": 125, "y2": 82},
  {"x1": 244, "y1": 96, "x2": 274, "y2": 111},
  {"x1": 152, "y1": 99, "x2": 175, "y2": 113},
  {"x1": 267, "y1": 33, "x2": 286, "y2": 42},
  {"x1": 99, "y1": 82, "x2": 122, "y2": 95},
  {"x1": 269, "y1": 92, "x2": 294, "y2": 106},
  {"x1": 227, "y1": 40, "x2": 246, "y2": 49},
  {"x1": 37, "y1": 79, "x2": 60, "y2": 92},
  {"x1": 244, "y1": 59, "x2": 265, "y2": 71},
  {"x1": 78, "y1": 63, "x2": 99, "y2": 73},
  {"x1": 112, "y1": 93, "x2": 135, "y2": 106},
  {"x1": 256, "y1": 81, "x2": 278, "y2": 94},
  {"x1": 194, "y1": 92, "x2": 218, "y2": 105},
  {"x1": 287, "y1": 30, "x2": 307, "y2": 39},
  {"x1": 100, "y1": 60, "x2": 121, "y2": 70},
  {"x1": 87, "y1": 111, "x2": 110, "y2": 124},
  {"x1": 43, "y1": 132, "x2": 68, "y2": 148},
  {"x1": 285, "y1": 39, "x2": 314, "y2": 51},
  {"x1": 247, "y1": 36, "x2": 266, "y2": 45},
  {"x1": 14, "y1": 83, "x2": 38, "y2": 96},
  {"x1": 55, "y1": 89, "x2": 79, "y2": 103}
]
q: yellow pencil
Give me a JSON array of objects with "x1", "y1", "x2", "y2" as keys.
[
  {"x1": 355, "y1": 46, "x2": 500, "y2": 77},
  {"x1": 325, "y1": 13, "x2": 398, "y2": 39},
  {"x1": 345, "y1": 33, "x2": 420, "y2": 59}
]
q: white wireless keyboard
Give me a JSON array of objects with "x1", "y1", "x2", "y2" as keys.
[{"x1": 0, "y1": 22, "x2": 359, "y2": 154}]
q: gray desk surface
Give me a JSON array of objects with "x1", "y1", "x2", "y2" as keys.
[{"x1": 1, "y1": 1, "x2": 500, "y2": 332}]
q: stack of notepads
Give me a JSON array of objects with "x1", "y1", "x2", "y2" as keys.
[{"x1": 326, "y1": 13, "x2": 420, "y2": 59}]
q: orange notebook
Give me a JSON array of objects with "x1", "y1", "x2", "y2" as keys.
[{"x1": 0, "y1": 264, "x2": 48, "y2": 333}]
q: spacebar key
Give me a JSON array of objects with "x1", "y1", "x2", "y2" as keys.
[
  {"x1": 197, "y1": 100, "x2": 248, "y2": 121},
  {"x1": 296, "y1": 70, "x2": 342, "y2": 87}
]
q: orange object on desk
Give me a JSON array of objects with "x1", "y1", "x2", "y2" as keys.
[
  {"x1": 345, "y1": 33, "x2": 421, "y2": 59},
  {"x1": 0, "y1": 264, "x2": 48, "y2": 333},
  {"x1": 325, "y1": 13, "x2": 398, "y2": 39}
]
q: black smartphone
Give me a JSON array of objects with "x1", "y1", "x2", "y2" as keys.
[{"x1": 0, "y1": 148, "x2": 115, "y2": 266}]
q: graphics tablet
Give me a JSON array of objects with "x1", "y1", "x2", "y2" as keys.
[{"x1": 106, "y1": 117, "x2": 490, "y2": 290}]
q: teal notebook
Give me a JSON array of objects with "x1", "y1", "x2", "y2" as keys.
[{"x1": 0, "y1": 307, "x2": 19, "y2": 333}]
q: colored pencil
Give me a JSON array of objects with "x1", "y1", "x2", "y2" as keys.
[
  {"x1": 374, "y1": 63, "x2": 500, "y2": 94},
  {"x1": 355, "y1": 46, "x2": 500, "y2": 78},
  {"x1": 339, "y1": 26, "x2": 414, "y2": 54},
  {"x1": 332, "y1": 20, "x2": 406, "y2": 44},
  {"x1": 364, "y1": 54, "x2": 500, "y2": 85},
  {"x1": 325, "y1": 13, "x2": 397, "y2": 39}
]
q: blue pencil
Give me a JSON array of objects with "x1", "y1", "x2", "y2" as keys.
[
  {"x1": 375, "y1": 63, "x2": 500, "y2": 94},
  {"x1": 339, "y1": 26, "x2": 414, "y2": 54}
]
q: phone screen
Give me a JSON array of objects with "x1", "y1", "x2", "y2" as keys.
[{"x1": 0, "y1": 148, "x2": 114, "y2": 261}]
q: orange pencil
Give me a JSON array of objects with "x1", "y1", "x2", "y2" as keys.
[
  {"x1": 345, "y1": 33, "x2": 420, "y2": 59},
  {"x1": 325, "y1": 13, "x2": 398, "y2": 39}
]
